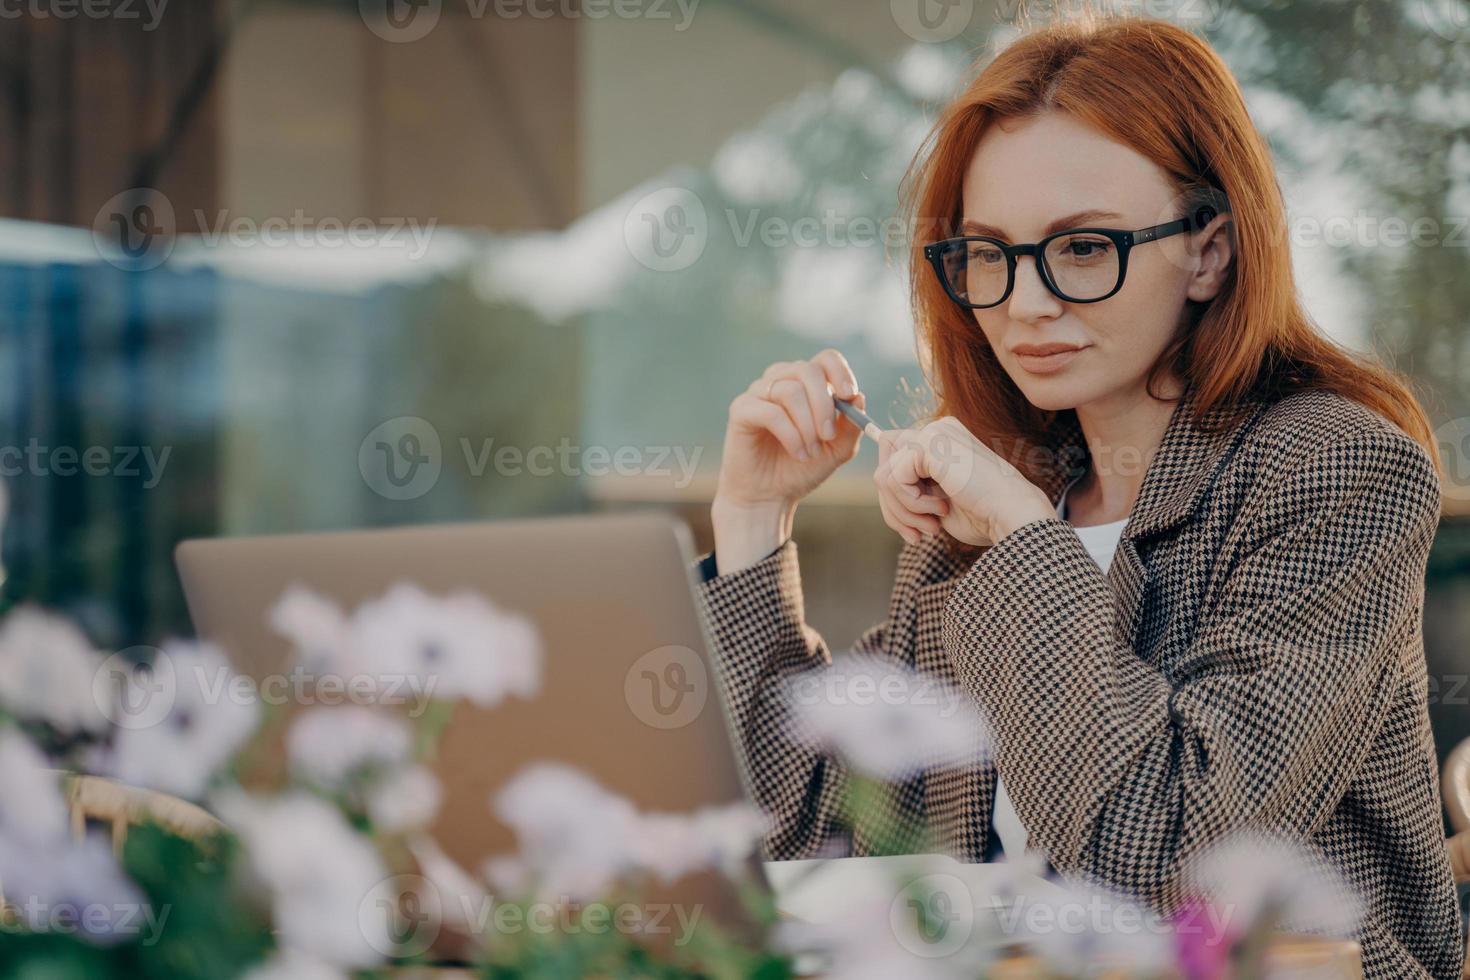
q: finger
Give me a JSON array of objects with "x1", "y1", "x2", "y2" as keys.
[
  {"x1": 876, "y1": 488, "x2": 929, "y2": 545},
  {"x1": 795, "y1": 360, "x2": 841, "y2": 445},
  {"x1": 877, "y1": 422, "x2": 919, "y2": 464},
  {"x1": 755, "y1": 361, "x2": 796, "y2": 390},
  {"x1": 896, "y1": 484, "x2": 950, "y2": 517},
  {"x1": 876, "y1": 494, "x2": 917, "y2": 545},
  {"x1": 878, "y1": 477, "x2": 942, "y2": 538},
  {"x1": 919, "y1": 418, "x2": 997, "y2": 492},
  {"x1": 875, "y1": 462, "x2": 942, "y2": 536},
  {"x1": 766, "y1": 378, "x2": 820, "y2": 457},
  {"x1": 877, "y1": 428, "x2": 900, "y2": 465},
  {"x1": 886, "y1": 444, "x2": 928, "y2": 500},
  {"x1": 812, "y1": 348, "x2": 859, "y2": 400},
  {"x1": 731, "y1": 393, "x2": 810, "y2": 461},
  {"x1": 899, "y1": 450, "x2": 950, "y2": 502}
]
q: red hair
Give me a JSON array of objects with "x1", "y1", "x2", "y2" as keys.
[{"x1": 899, "y1": 15, "x2": 1440, "y2": 489}]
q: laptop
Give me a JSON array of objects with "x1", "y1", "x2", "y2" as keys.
[
  {"x1": 175, "y1": 511, "x2": 1044, "y2": 965},
  {"x1": 175, "y1": 511, "x2": 766, "y2": 954}
]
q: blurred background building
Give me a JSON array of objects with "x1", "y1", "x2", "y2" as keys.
[{"x1": 0, "y1": 0, "x2": 1467, "y2": 765}]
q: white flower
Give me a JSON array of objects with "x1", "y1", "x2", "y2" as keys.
[
  {"x1": 482, "y1": 853, "x2": 531, "y2": 897},
  {"x1": 629, "y1": 804, "x2": 769, "y2": 882},
  {"x1": 240, "y1": 949, "x2": 348, "y2": 980},
  {"x1": 487, "y1": 763, "x2": 767, "y2": 900},
  {"x1": 0, "y1": 606, "x2": 109, "y2": 733},
  {"x1": 286, "y1": 706, "x2": 412, "y2": 789},
  {"x1": 270, "y1": 587, "x2": 349, "y2": 674},
  {"x1": 1184, "y1": 830, "x2": 1364, "y2": 938},
  {"x1": 782, "y1": 654, "x2": 990, "y2": 780},
  {"x1": 0, "y1": 728, "x2": 70, "y2": 845},
  {"x1": 0, "y1": 831, "x2": 149, "y2": 945},
  {"x1": 0, "y1": 733, "x2": 149, "y2": 948},
  {"x1": 489, "y1": 763, "x2": 641, "y2": 899},
  {"x1": 215, "y1": 790, "x2": 392, "y2": 968},
  {"x1": 408, "y1": 835, "x2": 488, "y2": 935},
  {"x1": 271, "y1": 583, "x2": 543, "y2": 710},
  {"x1": 349, "y1": 584, "x2": 542, "y2": 708},
  {"x1": 365, "y1": 764, "x2": 441, "y2": 833},
  {"x1": 99, "y1": 641, "x2": 260, "y2": 800},
  {"x1": 1014, "y1": 878, "x2": 1176, "y2": 978}
]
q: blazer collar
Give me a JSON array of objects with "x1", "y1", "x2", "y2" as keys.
[{"x1": 1041, "y1": 384, "x2": 1268, "y2": 541}]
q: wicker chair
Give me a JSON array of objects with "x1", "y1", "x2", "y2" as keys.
[{"x1": 61, "y1": 772, "x2": 222, "y2": 850}]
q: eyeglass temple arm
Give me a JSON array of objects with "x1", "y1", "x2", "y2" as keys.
[{"x1": 1133, "y1": 206, "x2": 1219, "y2": 244}]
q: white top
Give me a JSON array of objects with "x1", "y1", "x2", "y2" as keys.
[{"x1": 989, "y1": 475, "x2": 1129, "y2": 859}]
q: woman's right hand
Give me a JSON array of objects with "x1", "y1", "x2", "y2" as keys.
[{"x1": 710, "y1": 350, "x2": 864, "y2": 573}]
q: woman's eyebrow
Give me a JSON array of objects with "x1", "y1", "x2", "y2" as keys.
[{"x1": 961, "y1": 209, "x2": 1126, "y2": 239}]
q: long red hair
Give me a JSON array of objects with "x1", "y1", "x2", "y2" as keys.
[{"x1": 900, "y1": 15, "x2": 1440, "y2": 487}]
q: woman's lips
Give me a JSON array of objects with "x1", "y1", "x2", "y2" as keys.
[{"x1": 1012, "y1": 344, "x2": 1088, "y2": 374}]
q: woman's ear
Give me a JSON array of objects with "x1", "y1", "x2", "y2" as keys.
[{"x1": 1185, "y1": 212, "x2": 1235, "y2": 303}]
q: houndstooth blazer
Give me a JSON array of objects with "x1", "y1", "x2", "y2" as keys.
[{"x1": 694, "y1": 385, "x2": 1464, "y2": 979}]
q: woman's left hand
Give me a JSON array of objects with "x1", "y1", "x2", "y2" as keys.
[{"x1": 875, "y1": 417, "x2": 1057, "y2": 547}]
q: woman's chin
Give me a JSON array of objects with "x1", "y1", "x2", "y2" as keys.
[{"x1": 1010, "y1": 374, "x2": 1090, "y2": 413}]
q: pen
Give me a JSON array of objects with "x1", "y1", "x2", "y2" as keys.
[
  {"x1": 833, "y1": 395, "x2": 884, "y2": 444},
  {"x1": 834, "y1": 395, "x2": 939, "y2": 495}
]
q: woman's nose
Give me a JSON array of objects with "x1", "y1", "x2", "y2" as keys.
[{"x1": 1006, "y1": 255, "x2": 1065, "y2": 322}]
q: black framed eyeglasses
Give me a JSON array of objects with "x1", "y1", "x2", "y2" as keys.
[{"x1": 923, "y1": 207, "x2": 1216, "y2": 310}]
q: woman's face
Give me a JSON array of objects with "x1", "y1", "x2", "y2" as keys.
[{"x1": 959, "y1": 110, "x2": 1229, "y2": 412}]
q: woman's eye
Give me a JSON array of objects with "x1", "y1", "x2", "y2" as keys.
[{"x1": 1065, "y1": 238, "x2": 1111, "y2": 259}]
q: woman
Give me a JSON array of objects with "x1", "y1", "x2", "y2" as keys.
[{"x1": 693, "y1": 16, "x2": 1463, "y2": 980}]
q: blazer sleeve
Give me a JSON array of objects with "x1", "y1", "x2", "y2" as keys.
[
  {"x1": 939, "y1": 428, "x2": 1443, "y2": 908},
  {"x1": 693, "y1": 538, "x2": 928, "y2": 860}
]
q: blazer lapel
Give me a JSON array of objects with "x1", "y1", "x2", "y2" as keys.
[
  {"x1": 1040, "y1": 386, "x2": 1268, "y2": 649},
  {"x1": 1119, "y1": 386, "x2": 1268, "y2": 542}
]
